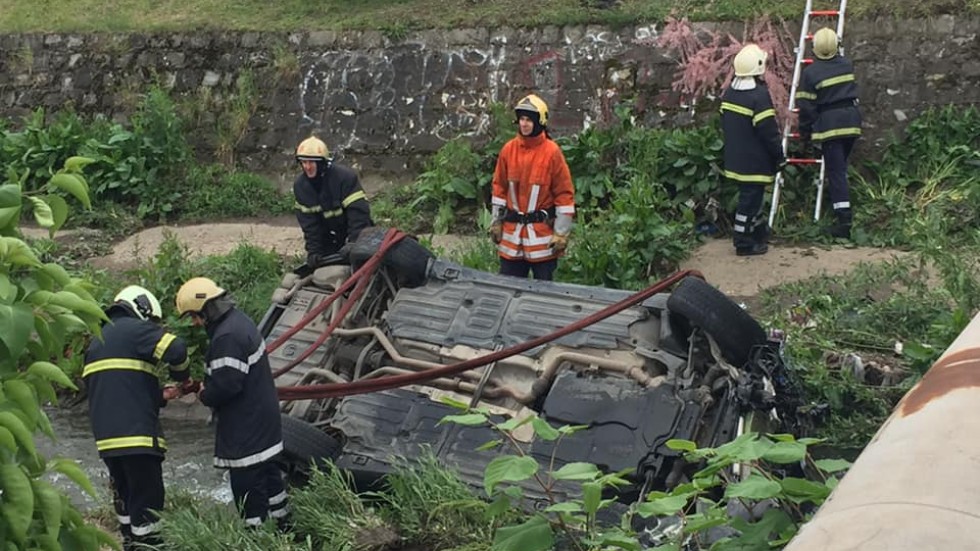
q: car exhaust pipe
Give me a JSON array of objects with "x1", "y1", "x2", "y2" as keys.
[{"x1": 786, "y1": 312, "x2": 980, "y2": 550}]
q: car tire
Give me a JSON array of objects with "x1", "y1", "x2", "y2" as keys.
[
  {"x1": 666, "y1": 276, "x2": 766, "y2": 367},
  {"x1": 280, "y1": 414, "x2": 342, "y2": 477},
  {"x1": 350, "y1": 226, "x2": 434, "y2": 287}
]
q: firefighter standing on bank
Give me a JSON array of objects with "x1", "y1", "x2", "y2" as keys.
[
  {"x1": 720, "y1": 44, "x2": 787, "y2": 256},
  {"x1": 293, "y1": 136, "x2": 373, "y2": 268},
  {"x1": 83, "y1": 285, "x2": 191, "y2": 550},
  {"x1": 489, "y1": 94, "x2": 575, "y2": 280},
  {"x1": 175, "y1": 277, "x2": 288, "y2": 528},
  {"x1": 796, "y1": 27, "x2": 863, "y2": 239}
]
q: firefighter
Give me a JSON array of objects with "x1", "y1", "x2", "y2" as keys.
[
  {"x1": 720, "y1": 44, "x2": 786, "y2": 256},
  {"x1": 489, "y1": 94, "x2": 575, "y2": 280},
  {"x1": 796, "y1": 27, "x2": 862, "y2": 239},
  {"x1": 83, "y1": 285, "x2": 191, "y2": 550},
  {"x1": 294, "y1": 136, "x2": 374, "y2": 268},
  {"x1": 175, "y1": 277, "x2": 288, "y2": 528}
]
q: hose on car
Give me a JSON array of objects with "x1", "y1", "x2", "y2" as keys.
[
  {"x1": 266, "y1": 228, "x2": 407, "y2": 378},
  {"x1": 274, "y1": 255, "x2": 703, "y2": 400}
]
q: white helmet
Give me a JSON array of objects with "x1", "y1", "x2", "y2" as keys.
[
  {"x1": 114, "y1": 285, "x2": 163, "y2": 321},
  {"x1": 734, "y1": 44, "x2": 768, "y2": 77}
]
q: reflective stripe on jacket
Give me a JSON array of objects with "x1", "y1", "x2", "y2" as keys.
[
  {"x1": 720, "y1": 82, "x2": 785, "y2": 185},
  {"x1": 199, "y1": 308, "x2": 283, "y2": 469},
  {"x1": 796, "y1": 55, "x2": 862, "y2": 142},
  {"x1": 83, "y1": 307, "x2": 189, "y2": 458},
  {"x1": 491, "y1": 133, "x2": 575, "y2": 262}
]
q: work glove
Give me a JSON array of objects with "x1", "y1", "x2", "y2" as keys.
[
  {"x1": 550, "y1": 233, "x2": 569, "y2": 254},
  {"x1": 489, "y1": 221, "x2": 503, "y2": 244}
]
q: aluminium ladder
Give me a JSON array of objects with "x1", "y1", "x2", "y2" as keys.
[{"x1": 768, "y1": 0, "x2": 848, "y2": 228}]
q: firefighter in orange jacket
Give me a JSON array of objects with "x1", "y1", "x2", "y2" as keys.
[{"x1": 489, "y1": 94, "x2": 575, "y2": 280}]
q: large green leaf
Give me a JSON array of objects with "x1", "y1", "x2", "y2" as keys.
[
  {"x1": 635, "y1": 492, "x2": 693, "y2": 518},
  {"x1": 0, "y1": 303, "x2": 34, "y2": 360},
  {"x1": 492, "y1": 515, "x2": 554, "y2": 551},
  {"x1": 40, "y1": 263, "x2": 72, "y2": 287},
  {"x1": 724, "y1": 473, "x2": 783, "y2": 500},
  {"x1": 0, "y1": 184, "x2": 20, "y2": 208},
  {"x1": 438, "y1": 413, "x2": 489, "y2": 426},
  {"x1": 64, "y1": 156, "x2": 96, "y2": 173},
  {"x1": 0, "y1": 463, "x2": 35, "y2": 543},
  {"x1": 582, "y1": 481, "x2": 602, "y2": 515},
  {"x1": 28, "y1": 361, "x2": 77, "y2": 391},
  {"x1": 779, "y1": 477, "x2": 832, "y2": 504},
  {"x1": 48, "y1": 173, "x2": 91, "y2": 209},
  {"x1": 43, "y1": 194, "x2": 69, "y2": 237},
  {"x1": 1, "y1": 237, "x2": 42, "y2": 267},
  {"x1": 552, "y1": 462, "x2": 600, "y2": 481},
  {"x1": 31, "y1": 479, "x2": 63, "y2": 539},
  {"x1": 484, "y1": 455, "x2": 539, "y2": 495},
  {"x1": 48, "y1": 290, "x2": 107, "y2": 321},
  {"x1": 28, "y1": 196, "x2": 55, "y2": 228},
  {"x1": 0, "y1": 426, "x2": 16, "y2": 451},
  {"x1": 0, "y1": 411, "x2": 36, "y2": 457},
  {"x1": 0, "y1": 206, "x2": 20, "y2": 232},
  {"x1": 50, "y1": 458, "x2": 97, "y2": 498},
  {"x1": 0, "y1": 273, "x2": 15, "y2": 303},
  {"x1": 4, "y1": 379, "x2": 39, "y2": 425},
  {"x1": 530, "y1": 417, "x2": 560, "y2": 441},
  {"x1": 813, "y1": 458, "x2": 852, "y2": 474},
  {"x1": 762, "y1": 440, "x2": 807, "y2": 464}
]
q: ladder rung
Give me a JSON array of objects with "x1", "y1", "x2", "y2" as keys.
[
  {"x1": 809, "y1": 10, "x2": 840, "y2": 16},
  {"x1": 788, "y1": 158, "x2": 822, "y2": 165},
  {"x1": 802, "y1": 58, "x2": 814, "y2": 64}
]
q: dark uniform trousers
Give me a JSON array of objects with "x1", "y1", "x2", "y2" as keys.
[
  {"x1": 499, "y1": 258, "x2": 558, "y2": 280},
  {"x1": 822, "y1": 137, "x2": 856, "y2": 211},
  {"x1": 105, "y1": 454, "x2": 164, "y2": 549},
  {"x1": 230, "y1": 461, "x2": 289, "y2": 527}
]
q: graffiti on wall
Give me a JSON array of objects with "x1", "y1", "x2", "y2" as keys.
[{"x1": 297, "y1": 25, "x2": 660, "y2": 155}]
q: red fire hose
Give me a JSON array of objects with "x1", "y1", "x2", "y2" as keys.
[{"x1": 275, "y1": 267, "x2": 701, "y2": 401}]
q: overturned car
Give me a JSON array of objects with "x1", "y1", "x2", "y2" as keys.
[{"x1": 258, "y1": 228, "x2": 794, "y2": 498}]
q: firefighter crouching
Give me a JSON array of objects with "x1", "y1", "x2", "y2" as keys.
[
  {"x1": 175, "y1": 277, "x2": 288, "y2": 528},
  {"x1": 720, "y1": 44, "x2": 787, "y2": 257},
  {"x1": 83, "y1": 285, "x2": 191, "y2": 550},
  {"x1": 293, "y1": 136, "x2": 373, "y2": 268},
  {"x1": 489, "y1": 94, "x2": 576, "y2": 281}
]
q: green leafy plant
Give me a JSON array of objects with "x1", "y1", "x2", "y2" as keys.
[
  {"x1": 639, "y1": 433, "x2": 849, "y2": 549},
  {"x1": 0, "y1": 158, "x2": 118, "y2": 549},
  {"x1": 413, "y1": 138, "x2": 486, "y2": 234},
  {"x1": 439, "y1": 399, "x2": 638, "y2": 551}
]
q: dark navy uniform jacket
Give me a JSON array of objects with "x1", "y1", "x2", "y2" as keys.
[
  {"x1": 293, "y1": 163, "x2": 372, "y2": 258},
  {"x1": 720, "y1": 81, "x2": 786, "y2": 185},
  {"x1": 84, "y1": 306, "x2": 189, "y2": 458},
  {"x1": 796, "y1": 55, "x2": 862, "y2": 143},
  {"x1": 199, "y1": 307, "x2": 283, "y2": 468}
]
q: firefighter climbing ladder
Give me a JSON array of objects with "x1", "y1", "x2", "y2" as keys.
[{"x1": 768, "y1": 0, "x2": 848, "y2": 228}]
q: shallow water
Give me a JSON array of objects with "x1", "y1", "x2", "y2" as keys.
[{"x1": 38, "y1": 402, "x2": 232, "y2": 510}]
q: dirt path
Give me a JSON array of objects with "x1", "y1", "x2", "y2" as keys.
[{"x1": 31, "y1": 222, "x2": 909, "y2": 296}]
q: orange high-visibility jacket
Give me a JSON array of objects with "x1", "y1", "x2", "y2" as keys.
[{"x1": 491, "y1": 133, "x2": 575, "y2": 262}]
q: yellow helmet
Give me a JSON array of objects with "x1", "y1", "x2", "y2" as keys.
[
  {"x1": 733, "y1": 44, "x2": 768, "y2": 77},
  {"x1": 114, "y1": 285, "x2": 163, "y2": 321},
  {"x1": 296, "y1": 136, "x2": 330, "y2": 162},
  {"x1": 813, "y1": 28, "x2": 839, "y2": 60},
  {"x1": 176, "y1": 277, "x2": 226, "y2": 317},
  {"x1": 515, "y1": 94, "x2": 549, "y2": 127}
]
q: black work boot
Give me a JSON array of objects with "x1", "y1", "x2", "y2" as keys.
[
  {"x1": 736, "y1": 242, "x2": 769, "y2": 256},
  {"x1": 828, "y1": 209, "x2": 852, "y2": 239}
]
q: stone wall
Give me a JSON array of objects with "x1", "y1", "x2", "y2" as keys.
[{"x1": 0, "y1": 16, "x2": 977, "y2": 192}]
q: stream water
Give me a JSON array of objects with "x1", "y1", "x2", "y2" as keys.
[{"x1": 38, "y1": 401, "x2": 232, "y2": 511}]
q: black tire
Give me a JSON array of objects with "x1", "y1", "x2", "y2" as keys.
[
  {"x1": 666, "y1": 276, "x2": 766, "y2": 367},
  {"x1": 350, "y1": 226, "x2": 433, "y2": 288},
  {"x1": 280, "y1": 414, "x2": 342, "y2": 476}
]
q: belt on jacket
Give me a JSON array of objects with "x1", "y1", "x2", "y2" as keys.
[
  {"x1": 818, "y1": 99, "x2": 858, "y2": 113},
  {"x1": 503, "y1": 207, "x2": 555, "y2": 224}
]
